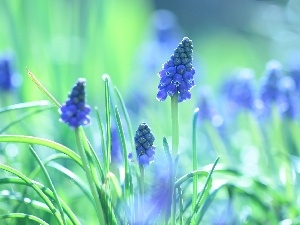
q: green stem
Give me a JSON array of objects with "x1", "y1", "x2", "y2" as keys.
[
  {"x1": 170, "y1": 94, "x2": 179, "y2": 225},
  {"x1": 192, "y1": 108, "x2": 199, "y2": 212},
  {"x1": 27, "y1": 69, "x2": 61, "y2": 108},
  {"x1": 74, "y1": 128, "x2": 104, "y2": 225},
  {"x1": 171, "y1": 94, "x2": 179, "y2": 156},
  {"x1": 271, "y1": 109, "x2": 294, "y2": 208},
  {"x1": 139, "y1": 165, "x2": 145, "y2": 225}
]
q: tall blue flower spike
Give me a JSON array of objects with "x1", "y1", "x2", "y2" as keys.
[
  {"x1": 223, "y1": 69, "x2": 256, "y2": 110},
  {"x1": 157, "y1": 37, "x2": 195, "y2": 102},
  {"x1": 260, "y1": 60, "x2": 283, "y2": 107},
  {"x1": 128, "y1": 122, "x2": 156, "y2": 167},
  {"x1": 278, "y1": 76, "x2": 297, "y2": 119},
  {"x1": 59, "y1": 78, "x2": 91, "y2": 128}
]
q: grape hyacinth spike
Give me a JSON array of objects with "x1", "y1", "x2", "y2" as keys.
[
  {"x1": 59, "y1": 78, "x2": 91, "y2": 128},
  {"x1": 157, "y1": 37, "x2": 195, "y2": 102}
]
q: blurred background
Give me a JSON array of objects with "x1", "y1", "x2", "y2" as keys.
[
  {"x1": 1, "y1": 0, "x2": 300, "y2": 157},
  {"x1": 1, "y1": 0, "x2": 300, "y2": 223},
  {"x1": 1, "y1": 0, "x2": 299, "y2": 99}
]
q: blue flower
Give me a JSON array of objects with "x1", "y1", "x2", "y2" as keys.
[
  {"x1": 198, "y1": 91, "x2": 215, "y2": 122},
  {"x1": 129, "y1": 123, "x2": 156, "y2": 167},
  {"x1": 258, "y1": 60, "x2": 299, "y2": 119},
  {"x1": 157, "y1": 37, "x2": 195, "y2": 102},
  {"x1": 222, "y1": 69, "x2": 256, "y2": 110},
  {"x1": 0, "y1": 53, "x2": 19, "y2": 91},
  {"x1": 278, "y1": 76, "x2": 297, "y2": 119},
  {"x1": 59, "y1": 78, "x2": 91, "y2": 128},
  {"x1": 111, "y1": 127, "x2": 123, "y2": 165},
  {"x1": 259, "y1": 60, "x2": 282, "y2": 107}
]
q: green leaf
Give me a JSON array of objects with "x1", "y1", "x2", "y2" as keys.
[
  {"x1": 0, "y1": 135, "x2": 82, "y2": 167},
  {"x1": 0, "y1": 163, "x2": 64, "y2": 225},
  {"x1": 0, "y1": 177, "x2": 81, "y2": 225},
  {"x1": 0, "y1": 100, "x2": 51, "y2": 114},
  {"x1": 29, "y1": 146, "x2": 67, "y2": 225},
  {"x1": 0, "y1": 213, "x2": 49, "y2": 225}
]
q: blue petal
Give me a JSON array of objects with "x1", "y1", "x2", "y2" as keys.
[
  {"x1": 157, "y1": 88, "x2": 168, "y2": 101},
  {"x1": 139, "y1": 154, "x2": 150, "y2": 166},
  {"x1": 178, "y1": 81, "x2": 188, "y2": 93},
  {"x1": 178, "y1": 90, "x2": 191, "y2": 102},
  {"x1": 146, "y1": 146, "x2": 155, "y2": 158},
  {"x1": 166, "y1": 83, "x2": 177, "y2": 96},
  {"x1": 183, "y1": 71, "x2": 193, "y2": 84},
  {"x1": 176, "y1": 65, "x2": 186, "y2": 75},
  {"x1": 173, "y1": 74, "x2": 183, "y2": 87},
  {"x1": 158, "y1": 69, "x2": 166, "y2": 78},
  {"x1": 166, "y1": 67, "x2": 176, "y2": 77},
  {"x1": 160, "y1": 76, "x2": 172, "y2": 87}
]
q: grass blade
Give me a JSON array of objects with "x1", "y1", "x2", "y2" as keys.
[
  {"x1": 0, "y1": 107, "x2": 54, "y2": 134},
  {"x1": 27, "y1": 69, "x2": 61, "y2": 108},
  {"x1": 0, "y1": 213, "x2": 49, "y2": 225},
  {"x1": 0, "y1": 100, "x2": 51, "y2": 114},
  {"x1": 0, "y1": 190, "x2": 51, "y2": 214},
  {"x1": 186, "y1": 157, "x2": 220, "y2": 224},
  {"x1": 0, "y1": 135, "x2": 82, "y2": 167},
  {"x1": 47, "y1": 161, "x2": 94, "y2": 203},
  {"x1": 0, "y1": 177, "x2": 81, "y2": 225},
  {"x1": 29, "y1": 146, "x2": 66, "y2": 225},
  {"x1": 115, "y1": 105, "x2": 134, "y2": 223},
  {"x1": 0, "y1": 163, "x2": 64, "y2": 225}
]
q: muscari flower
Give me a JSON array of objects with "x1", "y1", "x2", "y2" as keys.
[
  {"x1": 59, "y1": 78, "x2": 91, "y2": 128},
  {"x1": 222, "y1": 68, "x2": 256, "y2": 111},
  {"x1": 157, "y1": 37, "x2": 195, "y2": 102},
  {"x1": 0, "y1": 53, "x2": 18, "y2": 91},
  {"x1": 128, "y1": 123, "x2": 155, "y2": 167},
  {"x1": 278, "y1": 76, "x2": 297, "y2": 119},
  {"x1": 259, "y1": 60, "x2": 282, "y2": 107}
]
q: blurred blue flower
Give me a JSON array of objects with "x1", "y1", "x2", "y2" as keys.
[
  {"x1": 157, "y1": 37, "x2": 195, "y2": 102},
  {"x1": 289, "y1": 67, "x2": 300, "y2": 93},
  {"x1": 111, "y1": 126, "x2": 123, "y2": 165},
  {"x1": 222, "y1": 68, "x2": 256, "y2": 111},
  {"x1": 0, "y1": 53, "x2": 20, "y2": 91},
  {"x1": 152, "y1": 10, "x2": 179, "y2": 46},
  {"x1": 59, "y1": 78, "x2": 91, "y2": 128},
  {"x1": 278, "y1": 76, "x2": 298, "y2": 119},
  {"x1": 129, "y1": 123, "x2": 155, "y2": 167},
  {"x1": 258, "y1": 60, "x2": 299, "y2": 119},
  {"x1": 259, "y1": 60, "x2": 282, "y2": 107},
  {"x1": 198, "y1": 90, "x2": 216, "y2": 121}
]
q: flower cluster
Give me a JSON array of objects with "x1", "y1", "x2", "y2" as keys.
[
  {"x1": 223, "y1": 69, "x2": 256, "y2": 110},
  {"x1": 258, "y1": 60, "x2": 299, "y2": 118},
  {"x1": 59, "y1": 78, "x2": 91, "y2": 128},
  {"x1": 157, "y1": 37, "x2": 195, "y2": 102},
  {"x1": 260, "y1": 60, "x2": 283, "y2": 106},
  {"x1": 129, "y1": 122, "x2": 156, "y2": 167},
  {"x1": 198, "y1": 91, "x2": 215, "y2": 121}
]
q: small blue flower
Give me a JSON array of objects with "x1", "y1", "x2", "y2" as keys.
[
  {"x1": 198, "y1": 92, "x2": 215, "y2": 121},
  {"x1": 59, "y1": 78, "x2": 91, "y2": 128},
  {"x1": 260, "y1": 60, "x2": 282, "y2": 106},
  {"x1": 157, "y1": 37, "x2": 195, "y2": 102},
  {"x1": 111, "y1": 127, "x2": 123, "y2": 165},
  {"x1": 222, "y1": 69, "x2": 256, "y2": 110},
  {"x1": 129, "y1": 123, "x2": 156, "y2": 167},
  {"x1": 290, "y1": 70, "x2": 300, "y2": 94},
  {"x1": 0, "y1": 53, "x2": 19, "y2": 91},
  {"x1": 278, "y1": 76, "x2": 297, "y2": 119}
]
